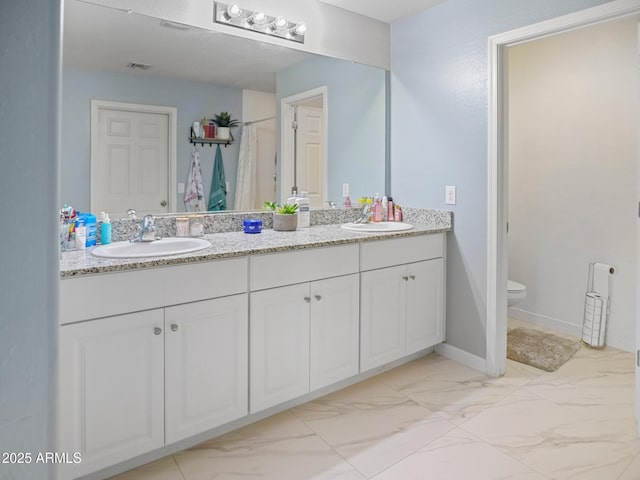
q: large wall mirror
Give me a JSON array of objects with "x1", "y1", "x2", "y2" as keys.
[{"x1": 62, "y1": 0, "x2": 387, "y2": 216}]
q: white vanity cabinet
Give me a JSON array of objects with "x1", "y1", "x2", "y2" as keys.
[
  {"x1": 59, "y1": 309, "x2": 165, "y2": 480},
  {"x1": 164, "y1": 294, "x2": 248, "y2": 444},
  {"x1": 360, "y1": 234, "x2": 445, "y2": 372},
  {"x1": 249, "y1": 245, "x2": 360, "y2": 413},
  {"x1": 58, "y1": 258, "x2": 248, "y2": 479}
]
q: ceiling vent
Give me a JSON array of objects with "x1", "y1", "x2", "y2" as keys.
[{"x1": 127, "y1": 61, "x2": 151, "y2": 70}]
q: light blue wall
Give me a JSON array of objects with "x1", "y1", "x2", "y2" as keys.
[
  {"x1": 0, "y1": 1, "x2": 60, "y2": 478},
  {"x1": 62, "y1": 67, "x2": 243, "y2": 212},
  {"x1": 277, "y1": 56, "x2": 387, "y2": 204},
  {"x1": 391, "y1": 0, "x2": 612, "y2": 358}
]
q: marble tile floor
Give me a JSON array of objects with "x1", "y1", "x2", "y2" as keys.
[{"x1": 112, "y1": 320, "x2": 638, "y2": 480}]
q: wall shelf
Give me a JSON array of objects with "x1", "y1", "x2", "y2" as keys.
[{"x1": 189, "y1": 126, "x2": 233, "y2": 147}]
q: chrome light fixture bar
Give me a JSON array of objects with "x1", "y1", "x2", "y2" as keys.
[{"x1": 214, "y1": 2, "x2": 306, "y2": 44}]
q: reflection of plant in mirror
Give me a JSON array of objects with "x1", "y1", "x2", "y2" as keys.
[
  {"x1": 262, "y1": 201, "x2": 277, "y2": 212},
  {"x1": 276, "y1": 203, "x2": 298, "y2": 215},
  {"x1": 212, "y1": 112, "x2": 240, "y2": 128}
]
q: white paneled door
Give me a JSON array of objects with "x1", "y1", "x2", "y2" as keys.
[
  {"x1": 296, "y1": 105, "x2": 325, "y2": 209},
  {"x1": 92, "y1": 101, "x2": 175, "y2": 217}
]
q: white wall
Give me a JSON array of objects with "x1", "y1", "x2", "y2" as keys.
[
  {"x1": 81, "y1": 0, "x2": 390, "y2": 69},
  {"x1": 242, "y1": 90, "x2": 278, "y2": 207},
  {"x1": 0, "y1": 1, "x2": 60, "y2": 478},
  {"x1": 507, "y1": 17, "x2": 638, "y2": 351},
  {"x1": 390, "y1": 0, "x2": 612, "y2": 359}
]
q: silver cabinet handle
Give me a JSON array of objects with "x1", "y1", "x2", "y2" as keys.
[
  {"x1": 304, "y1": 297, "x2": 311, "y2": 303},
  {"x1": 153, "y1": 327, "x2": 162, "y2": 335},
  {"x1": 409, "y1": 275, "x2": 416, "y2": 280},
  {"x1": 314, "y1": 294, "x2": 322, "y2": 301},
  {"x1": 402, "y1": 276, "x2": 409, "y2": 281},
  {"x1": 170, "y1": 324, "x2": 179, "y2": 332},
  {"x1": 160, "y1": 200, "x2": 167, "y2": 207}
]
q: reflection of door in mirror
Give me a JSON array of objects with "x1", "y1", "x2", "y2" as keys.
[
  {"x1": 91, "y1": 100, "x2": 176, "y2": 217},
  {"x1": 281, "y1": 87, "x2": 327, "y2": 209},
  {"x1": 296, "y1": 104, "x2": 325, "y2": 209}
]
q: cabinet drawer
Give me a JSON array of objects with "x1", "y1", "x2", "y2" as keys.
[
  {"x1": 60, "y1": 257, "x2": 248, "y2": 324},
  {"x1": 360, "y1": 234, "x2": 444, "y2": 271},
  {"x1": 250, "y1": 244, "x2": 359, "y2": 291}
]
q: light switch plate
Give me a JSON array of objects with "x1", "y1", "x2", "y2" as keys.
[
  {"x1": 445, "y1": 185, "x2": 456, "y2": 205},
  {"x1": 177, "y1": 182, "x2": 185, "y2": 194}
]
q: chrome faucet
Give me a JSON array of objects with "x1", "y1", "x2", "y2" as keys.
[
  {"x1": 139, "y1": 215, "x2": 158, "y2": 242},
  {"x1": 326, "y1": 200, "x2": 337, "y2": 209},
  {"x1": 354, "y1": 204, "x2": 372, "y2": 224}
]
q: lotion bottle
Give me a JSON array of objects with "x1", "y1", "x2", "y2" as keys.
[
  {"x1": 101, "y1": 212, "x2": 112, "y2": 245},
  {"x1": 297, "y1": 192, "x2": 311, "y2": 228},
  {"x1": 373, "y1": 193, "x2": 382, "y2": 222}
]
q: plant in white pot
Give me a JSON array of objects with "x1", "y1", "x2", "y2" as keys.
[
  {"x1": 212, "y1": 112, "x2": 239, "y2": 140},
  {"x1": 264, "y1": 202, "x2": 298, "y2": 231}
]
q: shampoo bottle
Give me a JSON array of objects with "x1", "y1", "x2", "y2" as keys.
[{"x1": 101, "y1": 212, "x2": 112, "y2": 245}]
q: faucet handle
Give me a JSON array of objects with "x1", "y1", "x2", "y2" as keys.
[{"x1": 127, "y1": 209, "x2": 137, "y2": 220}]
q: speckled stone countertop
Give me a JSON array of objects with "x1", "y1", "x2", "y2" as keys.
[{"x1": 60, "y1": 208, "x2": 452, "y2": 278}]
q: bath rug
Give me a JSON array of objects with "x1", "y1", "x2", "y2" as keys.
[{"x1": 507, "y1": 327, "x2": 581, "y2": 372}]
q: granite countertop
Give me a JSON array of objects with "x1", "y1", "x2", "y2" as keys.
[{"x1": 60, "y1": 217, "x2": 451, "y2": 278}]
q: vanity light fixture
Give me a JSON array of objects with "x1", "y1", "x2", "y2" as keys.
[{"x1": 214, "y1": 2, "x2": 306, "y2": 44}]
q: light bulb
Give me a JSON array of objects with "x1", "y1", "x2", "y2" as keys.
[
  {"x1": 293, "y1": 22, "x2": 306, "y2": 35},
  {"x1": 273, "y1": 16, "x2": 288, "y2": 32},
  {"x1": 226, "y1": 3, "x2": 242, "y2": 18},
  {"x1": 250, "y1": 12, "x2": 267, "y2": 25}
]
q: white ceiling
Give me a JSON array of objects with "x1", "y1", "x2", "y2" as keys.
[
  {"x1": 317, "y1": 0, "x2": 445, "y2": 23},
  {"x1": 63, "y1": 1, "x2": 313, "y2": 93}
]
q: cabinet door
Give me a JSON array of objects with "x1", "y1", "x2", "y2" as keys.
[
  {"x1": 250, "y1": 284, "x2": 310, "y2": 413},
  {"x1": 310, "y1": 274, "x2": 359, "y2": 391},
  {"x1": 406, "y1": 259, "x2": 445, "y2": 354},
  {"x1": 165, "y1": 294, "x2": 248, "y2": 444},
  {"x1": 360, "y1": 265, "x2": 407, "y2": 371},
  {"x1": 59, "y1": 310, "x2": 164, "y2": 479}
]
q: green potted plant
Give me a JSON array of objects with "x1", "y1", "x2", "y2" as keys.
[
  {"x1": 265, "y1": 202, "x2": 298, "y2": 231},
  {"x1": 212, "y1": 112, "x2": 240, "y2": 140}
]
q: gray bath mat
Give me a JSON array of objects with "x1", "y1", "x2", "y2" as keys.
[{"x1": 507, "y1": 327, "x2": 581, "y2": 372}]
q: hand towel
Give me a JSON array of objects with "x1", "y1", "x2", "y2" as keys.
[
  {"x1": 208, "y1": 144, "x2": 227, "y2": 211},
  {"x1": 184, "y1": 147, "x2": 206, "y2": 211}
]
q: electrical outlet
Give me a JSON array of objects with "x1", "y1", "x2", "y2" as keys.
[
  {"x1": 177, "y1": 182, "x2": 185, "y2": 194},
  {"x1": 445, "y1": 185, "x2": 456, "y2": 205},
  {"x1": 342, "y1": 183, "x2": 350, "y2": 197},
  {"x1": 226, "y1": 182, "x2": 230, "y2": 193}
]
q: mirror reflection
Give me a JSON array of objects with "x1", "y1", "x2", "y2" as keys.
[{"x1": 61, "y1": 0, "x2": 386, "y2": 216}]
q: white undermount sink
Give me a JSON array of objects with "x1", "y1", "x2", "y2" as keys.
[
  {"x1": 341, "y1": 222, "x2": 413, "y2": 233},
  {"x1": 92, "y1": 237, "x2": 211, "y2": 258}
]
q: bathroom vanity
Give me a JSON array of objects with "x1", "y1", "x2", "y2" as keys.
[{"x1": 58, "y1": 215, "x2": 450, "y2": 479}]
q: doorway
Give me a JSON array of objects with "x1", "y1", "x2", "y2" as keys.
[
  {"x1": 487, "y1": 0, "x2": 640, "y2": 434},
  {"x1": 280, "y1": 86, "x2": 328, "y2": 207},
  {"x1": 91, "y1": 100, "x2": 177, "y2": 217}
]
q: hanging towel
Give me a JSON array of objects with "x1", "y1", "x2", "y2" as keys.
[
  {"x1": 208, "y1": 144, "x2": 227, "y2": 211},
  {"x1": 234, "y1": 124, "x2": 258, "y2": 211},
  {"x1": 184, "y1": 147, "x2": 206, "y2": 212}
]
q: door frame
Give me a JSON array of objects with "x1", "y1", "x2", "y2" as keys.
[
  {"x1": 90, "y1": 100, "x2": 178, "y2": 214},
  {"x1": 280, "y1": 86, "x2": 328, "y2": 205},
  {"x1": 486, "y1": 0, "x2": 640, "y2": 378}
]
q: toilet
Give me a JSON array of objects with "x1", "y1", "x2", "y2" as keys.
[{"x1": 507, "y1": 280, "x2": 527, "y2": 307}]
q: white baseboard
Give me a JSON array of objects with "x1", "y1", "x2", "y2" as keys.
[
  {"x1": 508, "y1": 307, "x2": 633, "y2": 353},
  {"x1": 508, "y1": 307, "x2": 582, "y2": 337},
  {"x1": 435, "y1": 342, "x2": 486, "y2": 374}
]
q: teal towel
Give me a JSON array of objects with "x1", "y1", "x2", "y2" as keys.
[{"x1": 208, "y1": 145, "x2": 227, "y2": 211}]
